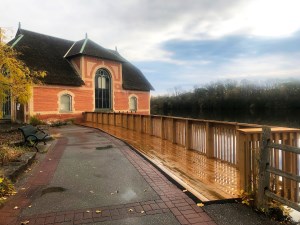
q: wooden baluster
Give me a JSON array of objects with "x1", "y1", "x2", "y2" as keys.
[{"x1": 274, "y1": 133, "x2": 280, "y2": 195}]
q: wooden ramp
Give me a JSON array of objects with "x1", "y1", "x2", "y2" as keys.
[{"x1": 82, "y1": 122, "x2": 240, "y2": 202}]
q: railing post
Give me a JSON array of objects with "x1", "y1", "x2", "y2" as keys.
[
  {"x1": 185, "y1": 119, "x2": 190, "y2": 150},
  {"x1": 96, "y1": 112, "x2": 99, "y2": 124},
  {"x1": 172, "y1": 118, "x2": 176, "y2": 144},
  {"x1": 235, "y1": 125, "x2": 240, "y2": 165},
  {"x1": 149, "y1": 115, "x2": 153, "y2": 135},
  {"x1": 113, "y1": 112, "x2": 116, "y2": 126},
  {"x1": 205, "y1": 122, "x2": 214, "y2": 158},
  {"x1": 257, "y1": 127, "x2": 271, "y2": 209},
  {"x1": 121, "y1": 113, "x2": 124, "y2": 128},
  {"x1": 82, "y1": 112, "x2": 86, "y2": 122},
  {"x1": 238, "y1": 131, "x2": 247, "y2": 190},
  {"x1": 140, "y1": 115, "x2": 143, "y2": 133},
  {"x1": 132, "y1": 114, "x2": 135, "y2": 130},
  {"x1": 161, "y1": 116, "x2": 165, "y2": 139}
]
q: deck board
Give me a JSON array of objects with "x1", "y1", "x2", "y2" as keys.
[{"x1": 82, "y1": 122, "x2": 240, "y2": 201}]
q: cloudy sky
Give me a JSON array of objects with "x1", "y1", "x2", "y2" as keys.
[{"x1": 1, "y1": 0, "x2": 300, "y2": 95}]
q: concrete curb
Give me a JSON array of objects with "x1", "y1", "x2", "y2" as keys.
[{"x1": 3, "y1": 152, "x2": 36, "y2": 182}]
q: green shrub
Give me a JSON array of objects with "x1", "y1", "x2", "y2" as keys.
[{"x1": 29, "y1": 115, "x2": 45, "y2": 126}]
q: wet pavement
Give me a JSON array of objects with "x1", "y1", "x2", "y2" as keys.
[{"x1": 0, "y1": 125, "x2": 215, "y2": 225}]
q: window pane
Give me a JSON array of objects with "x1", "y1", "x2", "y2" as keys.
[
  {"x1": 95, "y1": 69, "x2": 111, "y2": 109},
  {"x1": 129, "y1": 97, "x2": 137, "y2": 111},
  {"x1": 61, "y1": 95, "x2": 71, "y2": 111}
]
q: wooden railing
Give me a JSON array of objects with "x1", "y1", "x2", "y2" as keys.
[
  {"x1": 83, "y1": 112, "x2": 300, "y2": 209},
  {"x1": 84, "y1": 112, "x2": 261, "y2": 162}
]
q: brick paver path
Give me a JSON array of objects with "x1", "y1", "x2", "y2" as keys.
[{"x1": 0, "y1": 125, "x2": 216, "y2": 225}]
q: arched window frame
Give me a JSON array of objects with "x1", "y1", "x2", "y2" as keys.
[
  {"x1": 94, "y1": 68, "x2": 112, "y2": 110},
  {"x1": 59, "y1": 93, "x2": 72, "y2": 112},
  {"x1": 129, "y1": 95, "x2": 138, "y2": 112}
]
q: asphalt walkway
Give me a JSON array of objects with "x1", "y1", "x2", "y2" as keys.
[{"x1": 0, "y1": 125, "x2": 215, "y2": 225}]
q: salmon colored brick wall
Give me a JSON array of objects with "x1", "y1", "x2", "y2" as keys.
[
  {"x1": 114, "y1": 91, "x2": 150, "y2": 113},
  {"x1": 28, "y1": 56, "x2": 151, "y2": 121},
  {"x1": 33, "y1": 87, "x2": 93, "y2": 112},
  {"x1": 33, "y1": 88, "x2": 58, "y2": 111}
]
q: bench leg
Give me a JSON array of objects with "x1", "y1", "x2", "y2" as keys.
[{"x1": 34, "y1": 143, "x2": 39, "y2": 152}]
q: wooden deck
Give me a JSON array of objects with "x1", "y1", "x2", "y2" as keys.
[{"x1": 82, "y1": 122, "x2": 240, "y2": 202}]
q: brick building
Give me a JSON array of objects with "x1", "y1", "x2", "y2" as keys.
[{"x1": 5, "y1": 28, "x2": 153, "y2": 122}]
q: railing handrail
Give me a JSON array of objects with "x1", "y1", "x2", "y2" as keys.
[{"x1": 84, "y1": 111, "x2": 265, "y2": 128}]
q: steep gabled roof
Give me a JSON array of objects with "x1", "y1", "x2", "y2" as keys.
[
  {"x1": 65, "y1": 39, "x2": 125, "y2": 63},
  {"x1": 8, "y1": 28, "x2": 154, "y2": 91},
  {"x1": 8, "y1": 29, "x2": 84, "y2": 86},
  {"x1": 65, "y1": 39, "x2": 154, "y2": 91}
]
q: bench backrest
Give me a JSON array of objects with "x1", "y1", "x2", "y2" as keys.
[{"x1": 19, "y1": 125, "x2": 38, "y2": 136}]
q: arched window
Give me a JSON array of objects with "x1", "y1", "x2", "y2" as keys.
[
  {"x1": 129, "y1": 96, "x2": 137, "y2": 112},
  {"x1": 95, "y1": 69, "x2": 111, "y2": 109},
  {"x1": 60, "y1": 94, "x2": 72, "y2": 112}
]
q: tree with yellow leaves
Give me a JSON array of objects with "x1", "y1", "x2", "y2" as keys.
[{"x1": 0, "y1": 28, "x2": 46, "y2": 118}]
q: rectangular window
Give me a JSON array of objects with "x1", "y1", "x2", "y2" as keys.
[{"x1": 60, "y1": 94, "x2": 72, "y2": 112}]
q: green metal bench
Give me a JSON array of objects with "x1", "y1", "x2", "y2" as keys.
[{"x1": 18, "y1": 125, "x2": 51, "y2": 151}]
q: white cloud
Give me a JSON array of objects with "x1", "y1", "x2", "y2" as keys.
[{"x1": 1, "y1": 0, "x2": 300, "y2": 95}]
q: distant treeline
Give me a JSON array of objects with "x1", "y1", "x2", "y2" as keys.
[{"x1": 151, "y1": 79, "x2": 300, "y2": 114}]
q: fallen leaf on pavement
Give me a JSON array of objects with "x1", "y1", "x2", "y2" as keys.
[
  {"x1": 14, "y1": 206, "x2": 19, "y2": 209},
  {"x1": 128, "y1": 208, "x2": 133, "y2": 212},
  {"x1": 28, "y1": 205, "x2": 32, "y2": 208},
  {"x1": 182, "y1": 189, "x2": 188, "y2": 192},
  {"x1": 197, "y1": 203, "x2": 204, "y2": 207},
  {"x1": 95, "y1": 210, "x2": 101, "y2": 213},
  {"x1": 86, "y1": 210, "x2": 90, "y2": 213},
  {"x1": 20, "y1": 220, "x2": 30, "y2": 225},
  {"x1": 141, "y1": 210, "x2": 145, "y2": 214}
]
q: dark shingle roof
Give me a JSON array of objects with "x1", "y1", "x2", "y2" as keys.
[
  {"x1": 66, "y1": 39, "x2": 125, "y2": 63},
  {"x1": 9, "y1": 29, "x2": 84, "y2": 86},
  {"x1": 9, "y1": 28, "x2": 154, "y2": 91},
  {"x1": 66, "y1": 39, "x2": 154, "y2": 91}
]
